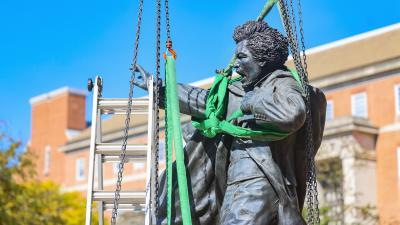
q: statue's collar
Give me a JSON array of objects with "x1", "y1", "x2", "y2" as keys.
[
  {"x1": 228, "y1": 67, "x2": 288, "y2": 96},
  {"x1": 242, "y1": 66, "x2": 287, "y2": 91},
  {"x1": 227, "y1": 79, "x2": 245, "y2": 96}
]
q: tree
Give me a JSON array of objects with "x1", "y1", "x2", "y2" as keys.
[{"x1": 0, "y1": 131, "x2": 101, "y2": 225}]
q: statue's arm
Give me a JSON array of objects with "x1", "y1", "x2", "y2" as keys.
[
  {"x1": 133, "y1": 64, "x2": 208, "y2": 118},
  {"x1": 243, "y1": 77, "x2": 306, "y2": 134},
  {"x1": 160, "y1": 83, "x2": 208, "y2": 119}
]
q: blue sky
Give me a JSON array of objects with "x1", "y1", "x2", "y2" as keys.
[{"x1": 0, "y1": 0, "x2": 399, "y2": 143}]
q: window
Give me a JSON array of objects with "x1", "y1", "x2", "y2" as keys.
[
  {"x1": 113, "y1": 163, "x2": 119, "y2": 175},
  {"x1": 395, "y1": 85, "x2": 400, "y2": 116},
  {"x1": 133, "y1": 162, "x2": 145, "y2": 170},
  {"x1": 351, "y1": 92, "x2": 368, "y2": 118},
  {"x1": 326, "y1": 100, "x2": 334, "y2": 121},
  {"x1": 159, "y1": 140, "x2": 165, "y2": 161},
  {"x1": 75, "y1": 158, "x2": 85, "y2": 181},
  {"x1": 397, "y1": 148, "x2": 400, "y2": 180},
  {"x1": 43, "y1": 146, "x2": 51, "y2": 176}
]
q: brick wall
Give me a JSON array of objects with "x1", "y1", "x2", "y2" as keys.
[
  {"x1": 29, "y1": 88, "x2": 86, "y2": 184},
  {"x1": 325, "y1": 74, "x2": 400, "y2": 223}
]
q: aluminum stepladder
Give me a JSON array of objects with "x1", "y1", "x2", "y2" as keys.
[{"x1": 85, "y1": 76, "x2": 157, "y2": 225}]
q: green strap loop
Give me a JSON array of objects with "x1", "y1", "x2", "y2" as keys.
[
  {"x1": 192, "y1": 70, "x2": 301, "y2": 141},
  {"x1": 165, "y1": 56, "x2": 192, "y2": 225}
]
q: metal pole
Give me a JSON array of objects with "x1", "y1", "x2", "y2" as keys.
[
  {"x1": 145, "y1": 76, "x2": 155, "y2": 225},
  {"x1": 96, "y1": 91, "x2": 104, "y2": 225},
  {"x1": 85, "y1": 76, "x2": 101, "y2": 225}
]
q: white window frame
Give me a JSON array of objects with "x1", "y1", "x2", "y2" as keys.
[
  {"x1": 133, "y1": 161, "x2": 145, "y2": 170},
  {"x1": 394, "y1": 84, "x2": 400, "y2": 117},
  {"x1": 351, "y1": 92, "x2": 368, "y2": 118},
  {"x1": 159, "y1": 140, "x2": 165, "y2": 161},
  {"x1": 113, "y1": 162, "x2": 119, "y2": 175},
  {"x1": 75, "y1": 158, "x2": 85, "y2": 181},
  {"x1": 43, "y1": 146, "x2": 51, "y2": 176},
  {"x1": 326, "y1": 100, "x2": 334, "y2": 121},
  {"x1": 397, "y1": 148, "x2": 400, "y2": 181}
]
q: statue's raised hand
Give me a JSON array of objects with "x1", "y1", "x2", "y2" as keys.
[{"x1": 133, "y1": 64, "x2": 152, "y2": 91}]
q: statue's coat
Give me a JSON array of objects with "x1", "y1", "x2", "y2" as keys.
[{"x1": 158, "y1": 69, "x2": 326, "y2": 225}]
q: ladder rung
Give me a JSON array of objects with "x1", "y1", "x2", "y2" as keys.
[
  {"x1": 98, "y1": 98, "x2": 149, "y2": 115},
  {"x1": 103, "y1": 203, "x2": 145, "y2": 211},
  {"x1": 93, "y1": 191, "x2": 146, "y2": 204},
  {"x1": 101, "y1": 155, "x2": 147, "y2": 163},
  {"x1": 96, "y1": 144, "x2": 147, "y2": 156}
]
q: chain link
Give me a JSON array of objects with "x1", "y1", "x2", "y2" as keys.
[
  {"x1": 110, "y1": 0, "x2": 144, "y2": 223},
  {"x1": 165, "y1": 0, "x2": 171, "y2": 41},
  {"x1": 297, "y1": 0, "x2": 321, "y2": 223},
  {"x1": 153, "y1": 0, "x2": 162, "y2": 222},
  {"x1": 164, "y1": 0, "x2": 171, "y2": 221},
  {"x1": 277, "y1": 0, "x2": 320, "y2": 224}
]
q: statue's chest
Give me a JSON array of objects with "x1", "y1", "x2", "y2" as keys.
[{"x1": 226, "y1": 92, "x2": 242, "y2": 118}]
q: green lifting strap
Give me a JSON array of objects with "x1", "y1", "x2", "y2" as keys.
[
  {"x1": 192, "y1": 69, "x2": 302, "y2": 141},
  {"x1": 165, "y1": 55, "x2": 193, "y2": 225}
]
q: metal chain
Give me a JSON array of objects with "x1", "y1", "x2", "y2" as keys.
[
  {"x1": 110, "y1": 0, "x2": 144, "y2": 223},
  {"x1": 153, "y1": 0, "x2": 162, "y2": 222},
  {"x1": 297, "y1": 0, "x2": 320, "y2": 223},
  {"x1": 165, "y1": 0, "x2": 171, "y2": 41},
  {"x1": 288, "y1": 0, "x2": 300, "y2": 60},
  {"x1": 284, "y1": 1, "x2": 318, "y2": 223},
  {"x1": 163, "y1": 0, "x2": 172, "y2": 222},
  {"x1": 277, "y1": 0, "x2": 320, "y2": 224},
  {"x1": 297, "y1": 0, "x2": 309, "y2": 83}
]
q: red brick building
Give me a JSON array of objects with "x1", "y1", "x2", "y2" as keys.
[{"x1": 29, "y1": 23, "x2": 400, "y2": 224}]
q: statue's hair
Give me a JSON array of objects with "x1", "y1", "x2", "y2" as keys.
[{"x1": 233, "y1": 21, "x2": 288, "y2": 67}]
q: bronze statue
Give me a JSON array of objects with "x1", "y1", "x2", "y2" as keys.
[{"x1": 135, "y1": 20, "x2": 326, "y2": 225}]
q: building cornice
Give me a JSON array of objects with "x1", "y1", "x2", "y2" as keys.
[
  {"x1": 318, "y1": 116, "x2": 378, "y2": 162},
  {"x1": 303, "y1": 23, "x2": 400, "y2": 56},
  {"x1": 60, "y1": 115, "x2": 191, "y2": 153},
  {"x1": 323, "y1": 116, "x2": 379, "y2": 138},
  {"x1": 29, "y1": 87, "x2": 86, "y2": 105},
  {"x1": 59, "y1": 123, "x2": 152, "y2": 153},
  {"x1": 312, "y1": 57, "x2": 400, "y2": 92}
]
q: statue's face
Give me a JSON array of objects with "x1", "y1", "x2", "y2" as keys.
[{"x1": 234, "y1": 40, "x2": 265, "y2": 88}]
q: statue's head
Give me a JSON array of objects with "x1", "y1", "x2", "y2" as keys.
[{"x1": 233, "y1": 21, "x2": 288, "y2": 88}]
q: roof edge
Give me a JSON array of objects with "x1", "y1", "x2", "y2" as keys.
[
  {"x1": 29, "y1": 87, "x2": 86, "y2": 105},
  {"x1": 306, "y1": 23, "x2": 400, "y2": 56}
]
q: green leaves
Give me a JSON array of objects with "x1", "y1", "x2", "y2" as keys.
[{"x1": 0, "y1": 131, "x2": 101, "y2": 225}]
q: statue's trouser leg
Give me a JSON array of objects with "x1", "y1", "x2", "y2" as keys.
[{"x1": 220, "y1": 177, "x2": 279, "y2": 225}]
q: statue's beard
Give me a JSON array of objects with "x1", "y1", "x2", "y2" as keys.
[
  {"x1": 240, "y1": 75, "x2": 254, "y2": 89},
  {"x1": 240, "y1": 70, "x2": 275, "y2": 91},
  {"x1": 236, "y1": 68, "x2": 260, "y2": 90},
  {"x1": 240, "y1": 63, "x2": 285, "y2": 90},
  {"x1": 241, "y1": 73, "x2": 262, "y2": 91}
]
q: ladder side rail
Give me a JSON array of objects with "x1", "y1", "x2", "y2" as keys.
[
  {"x1": 85, "y1": 76, "x2": 102, "y2": 225},
  {"x1": 145, "y1": 76, "x2": 155, "y2": 225},
  {"x1": 96, "y1": 107, "x2": 104, "y2": 225}
]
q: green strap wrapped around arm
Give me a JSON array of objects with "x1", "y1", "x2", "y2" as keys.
[
  {"x1": 192, "y1": 70, "x2": 302, "y2": 141},
  {"x1": 165, "y1": 56, "x2": 192, "y2": 225}
]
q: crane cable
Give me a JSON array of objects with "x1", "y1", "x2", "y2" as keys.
[
  {"x1": 153, "y1": 0, "x2": 162, "y2": 223},
  {"x1": 276, "y1": 0, "x2": 320, "y2": 224},
  {"x1": 110, "y1": 0, "x2": 144, "y2": 224}
]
